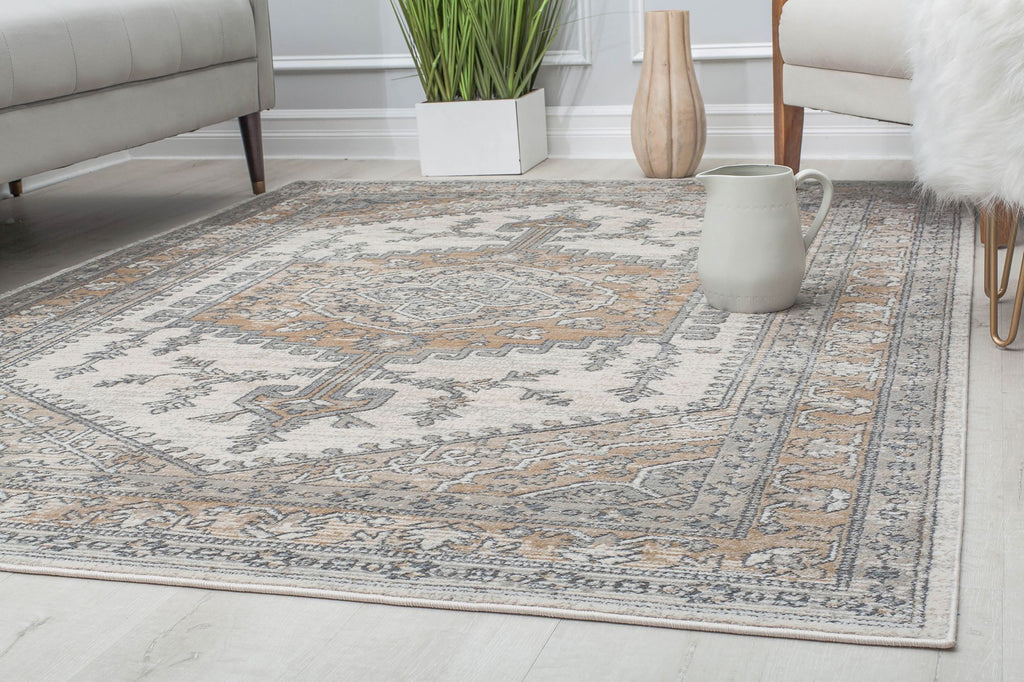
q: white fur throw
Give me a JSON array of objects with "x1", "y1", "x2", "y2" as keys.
[{"x1": 911, "y1": 0, "x2": 1024, "y2": 207}]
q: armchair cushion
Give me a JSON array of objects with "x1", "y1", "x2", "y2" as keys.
[
  {"x1": 782, "y1": 65, "x2": 912, "y2": 124},
  {"x1": 0, "y1": 0, "x2": 257, "y2": 110},
  {"x1": 779, "y1": 0, "x2": 911, "y2": 79}
]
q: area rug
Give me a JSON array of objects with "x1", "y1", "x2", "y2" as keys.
[{"x1": 0, "y1": 180, "x2": 970, "y2": 648}]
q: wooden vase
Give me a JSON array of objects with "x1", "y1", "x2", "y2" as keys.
[{"x1": 631, "y1": 10, "x2": 707, "y2": 178}]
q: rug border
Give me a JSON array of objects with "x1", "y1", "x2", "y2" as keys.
[
  {"x1": 0, "y1": 181, "x2": 970, "y2": 650},
  {"x1": 926, "y1": 202, "x2": 973, "y2": 650},
  {"x1": 0, "y1": 562, "x2": 956, "y2": 649}
]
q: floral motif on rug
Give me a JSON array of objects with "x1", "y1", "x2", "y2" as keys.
[{"x1": 0, "y1": 181, "x2": 970, "y2": 647}]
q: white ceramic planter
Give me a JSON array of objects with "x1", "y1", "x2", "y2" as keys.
[{"x1": 415, "y1": 88, "x2": 548, "y2": 176}]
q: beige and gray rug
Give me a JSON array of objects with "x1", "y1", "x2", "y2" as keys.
[{"x1": 0, "y1": 181, "x2": 970, "y2": 647}]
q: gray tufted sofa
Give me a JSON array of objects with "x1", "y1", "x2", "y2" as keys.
[{"x1": 0, "y1": 0, "x2": 275, "y2": 196}]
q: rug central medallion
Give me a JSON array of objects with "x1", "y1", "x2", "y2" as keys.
[{"x1": 193, "y1": 249, "x2": 689, "y2": 353}]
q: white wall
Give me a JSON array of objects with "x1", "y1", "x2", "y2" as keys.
[{"x1": 135, "y1": 0, "x2": 912, "y2": 178}]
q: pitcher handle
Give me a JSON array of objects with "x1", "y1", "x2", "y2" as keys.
[{"x1": 794, "y1": 169, "x2": 834, "y2": 251}]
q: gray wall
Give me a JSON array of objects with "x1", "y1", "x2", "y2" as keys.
[{"x1": 266, "y1": 0, "x2": 773, "y2": 110}]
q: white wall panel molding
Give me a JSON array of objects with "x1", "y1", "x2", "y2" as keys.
[
  {"x1": 275, "y1": 0, "x2": 593, "y2": 72},
  {"x1": 628, "y1": 0, "x2": 772, "y2": 62},
  {"x1": 688, "y1": 43, "x2": 772, "y2": 62},
  {"x1": 629, "y1": 0, "x2": 645, "y2": 63},
  {"x1": 558, "y1": 0, "x2": 593, "y2": 66},
  {"x1": 132, "y1": 106, "x2": 913, "y2": 180}
]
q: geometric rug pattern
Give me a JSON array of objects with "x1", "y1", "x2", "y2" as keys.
[{"x1": 0, "y1": 181, "x2": 970, "y2": 646}]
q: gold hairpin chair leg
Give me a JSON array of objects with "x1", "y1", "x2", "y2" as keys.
[{"x1": 982, "y1": 203, "x2": 1024, "y2": 347}]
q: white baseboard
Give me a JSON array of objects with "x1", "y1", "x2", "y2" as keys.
[{"x1": 130, "y1": 105, "x2": 914, "y2": 181}]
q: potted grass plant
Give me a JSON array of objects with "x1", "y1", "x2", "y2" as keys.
[{"x1": 392, "y1": 0, "x2": 565, "y2": 176}]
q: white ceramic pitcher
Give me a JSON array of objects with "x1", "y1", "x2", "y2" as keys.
[{"x1": 695, "y1": 164, "x2": 833, "y2": 313}]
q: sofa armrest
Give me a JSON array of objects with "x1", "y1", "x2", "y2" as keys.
[{"x1": 250, "y1": 0, "x2": 276, "y2": 110}]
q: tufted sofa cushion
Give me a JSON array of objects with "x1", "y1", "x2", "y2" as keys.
[
  {"x1": 779, "y1": 0, "x2": 912, "y2": 79},
  {"x1": 0, "y1": 0, "x2": 257, "y2": 110}
]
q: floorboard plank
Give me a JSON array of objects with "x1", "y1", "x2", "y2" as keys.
[
  {"x1": 674, "y1": 630, "x2": 938, "y2": 682},
  {"x1": 290, "y1": 605, "x2": 557, "y2": 682},
  {"x1": 73, "y1": 589, "x2": 364, "y2": 681},
  {"x1": 523, "y1": 620, "x2": 696, "y2": 682},
  {"x1": 0, "y1": 574, "x2": 175, "y2": 680},
  {"x1": 999, "y1": 322, "x2": 1024, "y2": 680},
  {"x1": 1004, "y1": 529, "x2": 1024, "y2": 680}
]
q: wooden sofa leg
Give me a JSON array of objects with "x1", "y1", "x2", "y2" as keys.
[
  {"x1": 238, "y1": 113, "x2": 266, "y2": 195},
  {"x1": 9, "y1": 180, "x2": 23, "y2": 197}
]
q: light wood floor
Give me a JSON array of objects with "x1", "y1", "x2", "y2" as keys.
[{"x1": 0, "y1": 159, "x2": 1020, "y2": 682}]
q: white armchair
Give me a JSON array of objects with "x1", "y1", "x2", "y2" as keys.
[{"x1": 772, "y1": 0, "x2": 1023, "y2": 346}]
